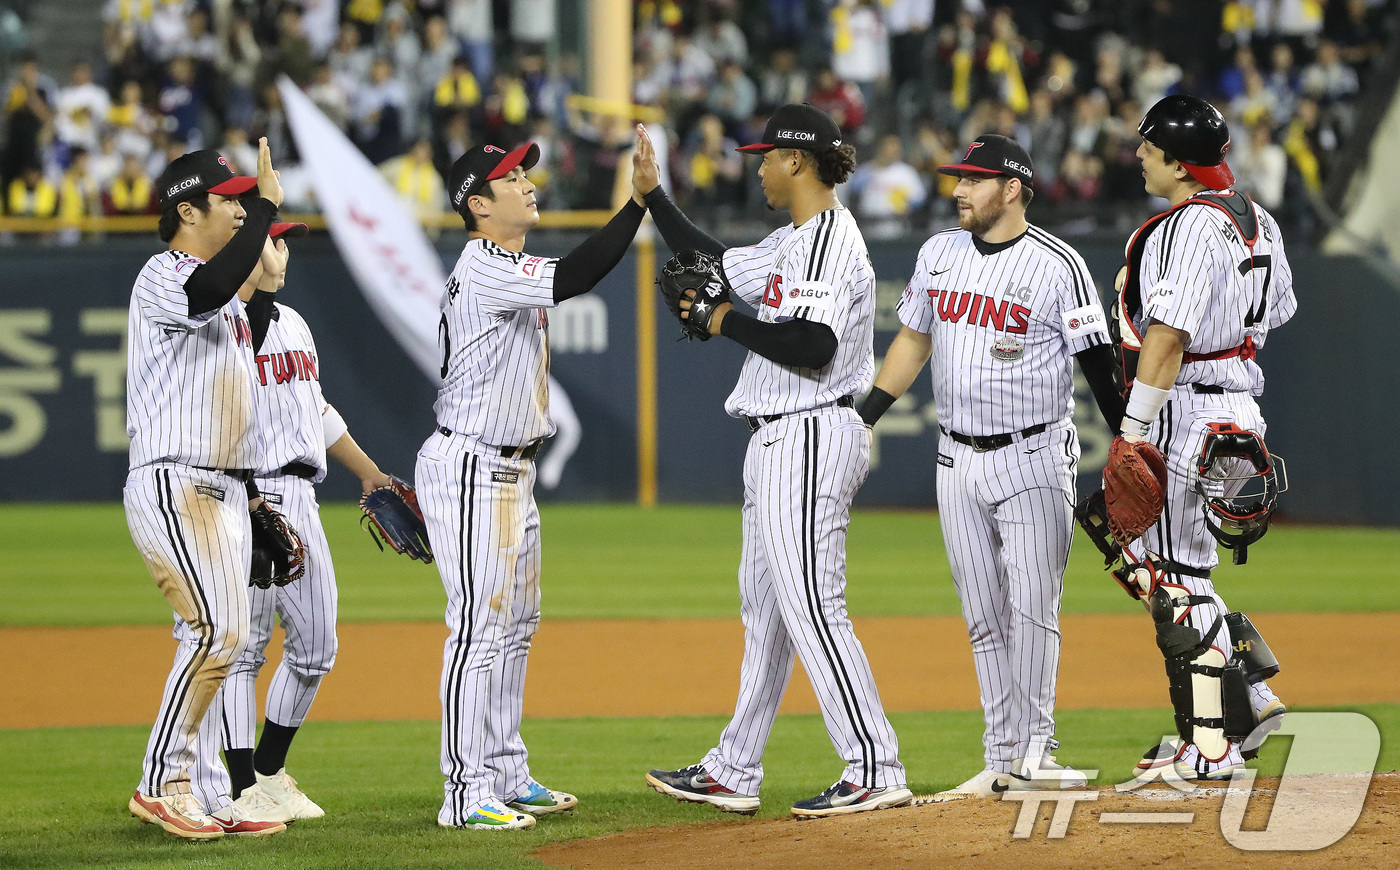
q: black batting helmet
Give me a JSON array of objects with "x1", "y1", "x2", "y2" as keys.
[{"x1": 1138, "y1": 95, "x2": 1234, "y2": 190}]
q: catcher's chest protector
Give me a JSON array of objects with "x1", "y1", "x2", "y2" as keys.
[{"x1": 1116, "y1": 192, "x2": 1260, "y2": 390}]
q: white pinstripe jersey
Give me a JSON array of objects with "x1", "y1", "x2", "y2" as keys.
[
  {"x1": 1132, "y1": 195, "x2": 1296, "y2": 395},
  {"x1": 435, "y1": 238, "x2": 559, "y2": 446},
  {"x1": 246, "y1": 302, "x2": 330, "y2": 482},
  {"x1": 126, "y1": 250, "x2": 262, "y2": 470},
  {"x1": 720, "y1": 206, "x2": 875, "y2": 417},
  {"x1": 898, "y1": 225, "x2": 1109, "y2": 435}
]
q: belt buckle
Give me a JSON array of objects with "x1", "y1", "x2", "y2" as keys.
[{"x1": 971, "y1": 438, "x2": 993, "y2": 454}]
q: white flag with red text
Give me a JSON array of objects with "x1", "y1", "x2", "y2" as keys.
[{"x1": 278, "y1": 75, "x2": 444, "y2": 381}]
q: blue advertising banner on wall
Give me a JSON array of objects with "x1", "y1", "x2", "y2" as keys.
[{"x1": 1, "y1": 234, "x2": 1396, "y2": 526}]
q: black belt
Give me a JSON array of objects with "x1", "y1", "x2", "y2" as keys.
[
  {"x1": 278, "y1": 462, "x2": 318, "y2": 480},
  {"x1": 194, "y1": 466, "x2": 253, "y2": 482},
  {"x1": 1191, "y1": 383, "x2": 1225, "y2": 394},
  {"x1": 940, "y1": 423, "x2": 1047, "y2": 453},
  {"x1": 436, "y1": 426, "x2": 543, "y2": 461},
  {"x1": 745, "y1": 395, "x2": 854, "y2": 433}
]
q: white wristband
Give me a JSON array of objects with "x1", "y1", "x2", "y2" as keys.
[
  {"x1": 322, "y1": 403, "x2": 349, "y2": 448},
  {"x1": 1122, "y1": 382, "x2": 1169, "y2": 437}
]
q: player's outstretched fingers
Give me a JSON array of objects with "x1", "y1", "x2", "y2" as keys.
[{"x1": 257, "y1": 137, "x2": 284, "y2": 207}]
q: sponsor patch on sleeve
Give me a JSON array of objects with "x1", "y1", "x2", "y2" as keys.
[
  {"x1": 1061, "y1": 304, "x2": 1108, "y2": 338},
  {"x1": 777, "y1": 280, "x2": 837, "y2": 315},
  {"x1": 514, "y1": 256, "x2": 550, "y2": 279}
]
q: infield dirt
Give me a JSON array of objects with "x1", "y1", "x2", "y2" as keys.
[
  {"x1": 4, "y1": 612, "x2": 1398, "y2": 728},
  {"x1": 535, "y1": 774, "x2": 1400, "y2": 870}
]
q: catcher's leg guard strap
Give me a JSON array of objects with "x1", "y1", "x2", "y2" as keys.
[
  {"x1": 1221, "y1": 662, "x2": 1259, "y2": 740},
  {"x1": 1152, "y1": 587, "x2": 1230, "y2": 759},
  {"x1": 1224, "y1": 611, "x2": 1280, "y2": 683}
]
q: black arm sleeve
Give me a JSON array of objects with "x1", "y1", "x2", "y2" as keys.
[
  {"x1": 719, "y1": 311, "x2": 838, "y2": 369},
  {"x1": 858, "y1": 387, "x2": 897, "y2": 425},
  {"x1": 552, "y1": 199, "x2": 647, "y2": 303},
  {"x1": 246, "y1": 290, "x2": 276, "y2": 352},
  {"x1": 183, "y1": 196, "x2": 277, "y2": 317},
  {"x1": 1075, "y1": 342, "x2": 1126, "y2": 432},
  {"x1": 642, "y1": 187, "x2": 727, "y2": 258}
]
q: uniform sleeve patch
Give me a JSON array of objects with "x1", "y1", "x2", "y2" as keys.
[
  {"x1": 778, "y1": 280, "x2": 837, "y2": 314},
  {"x1": 514, "y1": 256, "x2": 550, "y2": 278},
  {"x1": 173, "y1": 257, "x2": 203, "y2": 275},
  {"x1": 1061, "y1": 304, "x2": 1108, "y2": 338}
]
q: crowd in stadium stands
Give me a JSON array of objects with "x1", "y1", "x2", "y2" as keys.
[{"x1": 0, "y1": 0, "x2": 1393, "y2": 241}]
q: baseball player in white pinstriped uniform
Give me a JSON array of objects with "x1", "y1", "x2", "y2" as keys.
[
  {"x1": 860, "y1": 135, "x2": 1126, "y2": 798},
  {"x1": 635, "y1": 105, "x2": 913, "y2": 819},
  {"x1": 123, "y1": 142, "x2": 294, "y2": 839},
  {"x1": 188, "y1": 219, "x2": 399, "y2": 826},
  {"x1": 419, "y1": 142, "x2": 647, "y2": 830},
  {"x1": 1114, "y1": 97, "x2": 1295, "y2": 783}
]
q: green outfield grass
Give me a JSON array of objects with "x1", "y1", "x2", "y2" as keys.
[
  {"x1": 2, "y1": 504, "x2": 1398, "y2": 626},
  {"x1": 3, "y1": 705, "x2": 1396, "y2": 870}
]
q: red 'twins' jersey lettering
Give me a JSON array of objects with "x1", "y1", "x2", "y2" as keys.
[{"x1": 254, "y1": 350, "x2": 320, "y2": 386}]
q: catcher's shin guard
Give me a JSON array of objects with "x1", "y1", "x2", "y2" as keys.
[
  {"x1": 1150, "y1": 586, "x2": 1232, "y2": 760},
  {"x1": 1224, "y1": 611, "x2": 1280, "y2": 683}
]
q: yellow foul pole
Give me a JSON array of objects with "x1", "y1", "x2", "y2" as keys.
[{"x1": 587, "y1": 0, "x2": 654, "y2": 506}]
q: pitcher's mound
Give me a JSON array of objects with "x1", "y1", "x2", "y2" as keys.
[{"x1": 537, "y1": 773, "x2": 1399, "y2": 870}]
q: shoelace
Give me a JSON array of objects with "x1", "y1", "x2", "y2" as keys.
[{"x1": 167, "y1": 794, "x2": 210, "y2": 820}]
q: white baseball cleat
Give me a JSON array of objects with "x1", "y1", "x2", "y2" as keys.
[
  {"x1": 209, "y1": 785, "x2": 289, "y2": 836},
  {"x1": 439, "y1": 799, "x2": 537, "y2": 830},
  {"x1": 255, "y1": 768, "x2": 325, "y2": 819},
  {"x1": 128, "y1": 791, "x2": 224, "y2": 840},
  {"x1": 934, "y1": 769, "x2": 1012, "y2": 799},
  {"x1": 1133, "y1": 739, "x2": 1244, "y2": 783},
  {"x1": 506, "y1": 780, "x2": 578, "y2": 816},
  {"x1": 1010, "y1": 755, "x2": 1089, "y2": 790}
]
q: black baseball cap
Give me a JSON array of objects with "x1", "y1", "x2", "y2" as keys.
[
  {"x1": 736, "y1": 103, "x2": 843, "y2": 155},
  {"x1": 157, "y1": 149, "x2": 258, "y2": 210},
  {"x1": 938, "y1": 134, "x2": 1034, "y2": 187},
  {"x1": 447, "y1": 142, "x2": 541, "y2": 214}
]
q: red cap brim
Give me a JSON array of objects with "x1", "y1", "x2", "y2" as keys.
[
  {"x1": 936, "y1": 163, "x2": 1006, "y2": 177},
  {"x1": 736, "y1": 142, "x2": 775, "y2": 153},
  {"x1": 1182, "y1": 160, "x2": 1234, "y2": 190},
  {"x1": 208, "y1": 176, "x2": 259, "y2": 196},
  {"x1": 486, "y1": 142, "x2": 541, "y2": 180},
  {"x1": 270, "y1": 221, "x2": 309, "y2": 239}
]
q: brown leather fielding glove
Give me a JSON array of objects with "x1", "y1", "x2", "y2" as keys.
[{"x1": 1103, "y1": 436, "x2": 1169, "y2": 547}]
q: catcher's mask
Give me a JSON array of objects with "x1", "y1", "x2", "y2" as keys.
[{"x1": 1193, "y1": 422, "x2": 1287, "y2": 565}]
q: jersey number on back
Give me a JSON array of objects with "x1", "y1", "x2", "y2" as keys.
[{"x1": 1238, "y1": 254, "x2": 1272, "y2": 328}]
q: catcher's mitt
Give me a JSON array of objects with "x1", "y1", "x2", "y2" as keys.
[
  {"x1": 659, "y1": 249, "x2": 731, "y2": 341},
  {"x1": 360, "y1": 474, "x2": 433, "y2": 563},
  {"x1": 249, "y1": 502, "x2": 306, "y2": 589},
  {"x1": 1103, "y1": 436, "x2": 1169, "y2": 546}
]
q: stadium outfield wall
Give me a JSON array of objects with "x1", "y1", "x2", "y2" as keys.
[{"x1": 0, "y1": 235, "x2": 1395, "y2": 526}]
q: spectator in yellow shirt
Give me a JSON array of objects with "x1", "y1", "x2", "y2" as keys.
[
  {"x1": 379, "y1": 138, "x2": 447, "y2": 234},
  {"x1": 7, "y1": 164, "x2": 57, "y2": 217},
  {"x1": 104, "y1": 154, "x2": 153, "y2": 214}
]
